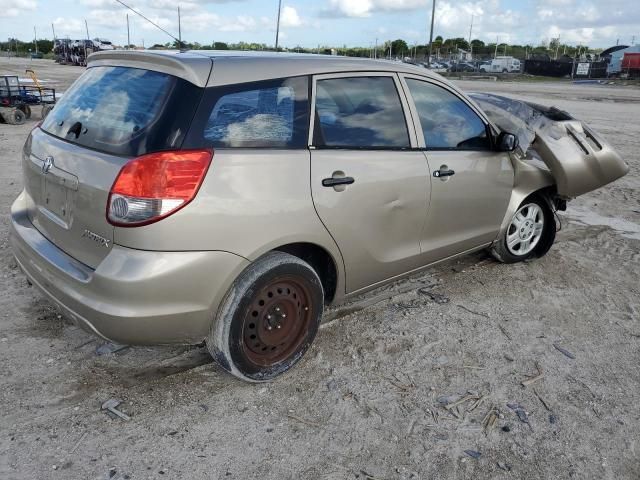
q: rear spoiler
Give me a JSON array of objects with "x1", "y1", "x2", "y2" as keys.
[{"x1": 87, "y1": 50, "x2": 212, "y2": 87}]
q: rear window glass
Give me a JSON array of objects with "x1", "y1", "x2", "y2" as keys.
[
  {"x1": 198, "y1": 76, "x2": 309, "y2": 149},
  {"x1": 41, "y1": 66, "x2": 202, "y2": 156},
  {"x1": 314, "y1": 76, "x2": 410, "y2": 149}
]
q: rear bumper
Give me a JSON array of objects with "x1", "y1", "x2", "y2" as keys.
[{"x1": 10, "y1": 191, "x2": 249, "y2": 345}]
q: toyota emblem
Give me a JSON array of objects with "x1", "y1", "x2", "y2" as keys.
[{"x1": 42, "y1": 156, "x2": 54, "y2": 174}]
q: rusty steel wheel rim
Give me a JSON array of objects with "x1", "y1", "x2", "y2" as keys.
[{"x1": 242, "y1": 276, "x2": 313, "y2": 367}]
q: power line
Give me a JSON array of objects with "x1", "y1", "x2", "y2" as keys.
[{"x1": 113, "y1": 0, "x2": 180, "y2": 44}]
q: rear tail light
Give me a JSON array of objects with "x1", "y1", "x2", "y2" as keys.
[{"x1": 107, "y1": 149, "x2": 213, "y2": 227}]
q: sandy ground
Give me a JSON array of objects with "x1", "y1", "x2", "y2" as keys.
[{"x1": 0, "y1": 58, "x2": 639, "y2": 480}]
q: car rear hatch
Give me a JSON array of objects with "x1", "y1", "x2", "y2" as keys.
[{"x1": 25, "y1": 59, "x2": 208, "y2": 269}]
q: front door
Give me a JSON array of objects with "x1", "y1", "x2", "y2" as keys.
[
  {"x1": 400, "y1": 75, "x2": 514, "y2": 262},
  {"x1": 309, "y1": 73, "x2": 431, "y2": 293}
]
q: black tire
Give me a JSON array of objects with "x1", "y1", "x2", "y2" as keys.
[
  {"x1": 491, "y1": 196, "x2": 555, "y2": 264},
  {"x1": 11, "y1": 108, "x2": 26, "y2": 125},
  {"x1": 207, "y1": 251, "x2": 324, "y2": 382},
  {"x1": 19, "y1": 105, "x2": 31, "y2": 119}
]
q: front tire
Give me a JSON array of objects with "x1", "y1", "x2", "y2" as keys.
[
  {"x1": 491, "y1": 196, "x2": 555, "y2": 263},
  {"x1": 207, "y1": 251, "x2": 324, "y2": 382}
]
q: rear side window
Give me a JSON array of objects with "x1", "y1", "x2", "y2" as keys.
[
  {"x1": 314, "y1": 76, "x2": 410, "y2": 149},
  {"x1": 405, "y1": 79, "x2": 490, "y2": 150},
  {"x1": 201, "y1": 77, "x2": 309, "y2": 148},
  {"x1": 41, "y1": 66, "x2": 202, "y2": 156}
]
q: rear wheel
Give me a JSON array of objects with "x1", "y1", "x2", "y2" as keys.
[
  {"x1": 11, "y1": 108, "x2": 26, "y2": 125},
  {"x1": 18, "y1": 105, "x2": 31, "y2": 119},
  {"x1": 491, "y1": 197, "x2": 555, "y2": 263},
  {"x1": 207, "y1": 251, "x2": 324, "y2": 382}
]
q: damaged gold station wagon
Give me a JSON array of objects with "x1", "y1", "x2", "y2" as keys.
[{"x1": 10, "y1": 51, "x2": 629, "y2": 381}]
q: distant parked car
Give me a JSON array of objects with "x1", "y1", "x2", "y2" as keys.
[{"x1": 449, "y1": 62, "x2": 476, "y2": 72}]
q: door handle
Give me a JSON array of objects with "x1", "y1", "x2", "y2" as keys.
[
  {"x1": 322, "y1": 176, "x2": 355, "y2": 187},
  {"x1": 433, "y1": 168, "x2": 455, "y2": 178}
]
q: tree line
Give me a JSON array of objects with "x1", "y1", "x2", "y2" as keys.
[{"x1": 2, "y1": 36, "x2": 598, "y2": 60}]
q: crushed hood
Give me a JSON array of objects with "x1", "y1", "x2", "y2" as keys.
[{"x1": 470, "y1": 93, "x2": 629, "y2": 198}]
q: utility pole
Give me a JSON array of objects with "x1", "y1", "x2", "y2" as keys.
[
  {"x1": 178, "y1": 6, "x2": 182, "y2": 49},
  {"x1": 33, "y1": 26, "x2": 38, "y2": 54},
  {"x1": 494, "y1": 36, "x2": 498, "y2": 58},
  {"x1": 374, "y1": 38, "x2": 378, "y2": 59},
  {"x1": 275, "y1": 0, "x2": 282, "y2": 51},
  {"x1": 126, "y1": 14, "x2": 131, "y2": 49},
  {"x1": 51, "y1": 23, "x2": 56, "y2": 42},
  {"x1": 428, "y1": 0, "x2": 436, "y2": 63},
  {"x1": 84, "y1": 19, "x2": 90, "y2": 63},
  {"x1": 468, "y1": 14, "x2": 474, "y2": 58}
]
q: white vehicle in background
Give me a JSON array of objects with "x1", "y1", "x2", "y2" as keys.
[{"x1": 480, "y1": 56, "x2": 521, "y2": 73}]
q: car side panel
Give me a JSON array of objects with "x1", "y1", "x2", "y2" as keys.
[
  {"x1": 113, "y1": 149, "x2": 346, "y2": 297},
  {"x1": 421, "y1": 150, "x2": 514, "y2": 261}
]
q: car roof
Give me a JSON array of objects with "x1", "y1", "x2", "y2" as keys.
[{"x1": 88, "y1": 49, "x2": 441, "y2": 87}]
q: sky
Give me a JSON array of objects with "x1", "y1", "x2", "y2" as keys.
[{"x1": 1, "y1": 0, "x2": 638, "y2": 49}]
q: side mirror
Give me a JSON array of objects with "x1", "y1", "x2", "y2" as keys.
[{"x1": 497, "y1": 132, "x2": 519, "y2": 152}]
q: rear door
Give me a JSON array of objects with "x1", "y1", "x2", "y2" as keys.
[
  {"x1": 400, "y1": 75, "x2": 514, "y2": 262},
  {"x1": 27, "y1": 65, "x2": 204, "y2": 268},
  {"x1": 309, "y1": 73, "x2": 431, "y2": 293}
]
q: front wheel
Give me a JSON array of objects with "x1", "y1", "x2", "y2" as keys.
[
  {"x1": 207, "y1": 251, "x2": 324, "y2": 382},
  {"x1": 491, "y1": 197, "x2": 555, "y2": 263}
]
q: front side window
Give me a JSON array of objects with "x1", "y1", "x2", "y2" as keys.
[
  {"x1": 314, "y1": 76, "x2": 410, "y2": 148},
  {"x1": 405, "y1": 79, "x2": 490, "y2": 150},
  {"x1": 203, "y1": 77, "x2": 309, "y2": 148}
]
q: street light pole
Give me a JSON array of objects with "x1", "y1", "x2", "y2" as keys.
[
  {"x1": 178, "y1": 6, "x2": 182, "y2": 49},
  {"x1": 275, "y1": 0, "x2": 283, "y2": 51},
  {"x1": 468, "y1": 14, "x2": 473, "y2": 58},
  {"x1": 428, "y1": 0, "x2": 436, "y2": 63}
]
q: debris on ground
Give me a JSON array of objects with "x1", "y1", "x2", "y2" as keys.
[
  {"x1": 482, "y1": 405, "x2": 500, "y2": 433},
  {"x1": 553, "y1": 343, "x2": 576, "y2": 359},
  {"x1": 417, "y1": 287, "x2": 450, "y2": 304},
  {"x1": 521, "y1": 362, "x2": 545, "y2": 387},
  {"x1": 533, "y1": 388, "x2": 552, "y2": 411},
  {"x1": 96, "y1": 342, "x2": 129, "y2": 356},
  {"x1": 498, "y1": 324, "x2": 512, "y2": 340},
  {"x1": 497, "y1": 461, "x2": 512, "y2": 472},
  {"x1": 507, "y1": 402, "x2": 532, "y2": 430},
  {"x1": 101, "y1": 399, "x2": 131, "y2": 421},
  {"x1": 439, "y1": 391, "x2": 486, "y2": 419},
  {"x1": 456, "y1": 304, "x2": 490, "y2": 318},
  {"x1": 464, "y1": 450, "x2": 482, "y2": 459}
]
